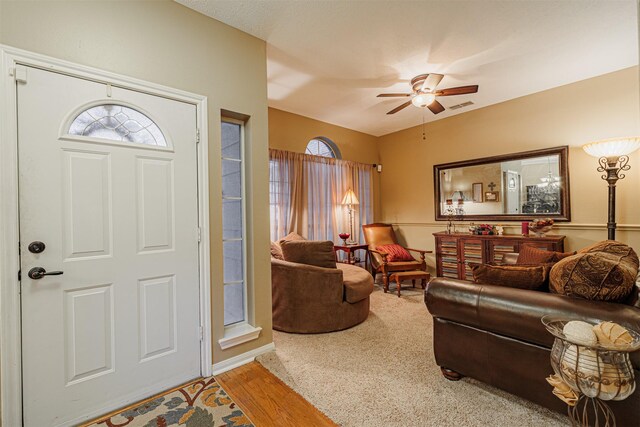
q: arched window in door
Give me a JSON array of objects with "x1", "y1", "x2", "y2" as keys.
[{"x1": 68, "y1": 104, "x2": 167, "y2": 147}]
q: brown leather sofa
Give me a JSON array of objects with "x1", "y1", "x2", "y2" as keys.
[
  {"x1": 425, "y1": 254, "x2": 640, "y2": 424},
  {"x1": 271, "y1": 258, "x2": 373, "y2": 333}
]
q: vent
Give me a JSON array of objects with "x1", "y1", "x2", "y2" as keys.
[{"x1": 448, "y1": 101, "x2": 474, "y2": 110}]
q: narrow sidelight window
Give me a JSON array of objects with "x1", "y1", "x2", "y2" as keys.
[{"x1": 221, "y1": 119, "x2": 246, "y2": 326}]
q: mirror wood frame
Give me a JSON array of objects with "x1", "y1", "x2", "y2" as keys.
[{"x1": 434, "y1": 146, "x2": 571, "y2": 222}]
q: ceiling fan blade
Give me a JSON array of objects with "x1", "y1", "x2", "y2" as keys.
[
  {"x1": 436, "y1": 85, "x2": 479, "y2": 96},
  {"x1": 376, "y1": 93, "x2": 412, "y2": 98},
  {"x1": 387, "y1": 100, "x2": 412, "y2": 115},
  {"x1": 421, "y1": 73, "x2": 444, "y2": 92},
  {"x1": 428, "y1": 100, "x2": 446, "y2": 114}
]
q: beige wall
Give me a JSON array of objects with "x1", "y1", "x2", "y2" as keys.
[
  {"x1": 0, "y1": 0, "x2": 272, "y2": 365},
  {"x1": 378, "y1": 66, "x2": 640, "y2": 272},
  {"x1": 268, "y1": 107, "x2": 382, "y2": 219},
  {"x1": 269, "y1": 107, "x2": 379, "y2": 163}
]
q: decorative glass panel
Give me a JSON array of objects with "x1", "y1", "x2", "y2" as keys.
[
  {"x1": 223, "y1": 240, "x2": 243, "y2": 283},
  {"x1": 222, "y1": 200, "x2": 242, "y2": 239},
  {"x1": 68, "y1": 104, "x2": 167, "y2": 147},
  {"x1": 221, "y1": 121, "x2": 241, "y2": 159},
  {"x1": 222, "y1": 159, "x2": 242, "y2": 198},
  {"x1": 224, "y1": 283, "x2": 244, "y2": 326}
]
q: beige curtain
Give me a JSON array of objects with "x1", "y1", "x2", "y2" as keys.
[
  {"x1": 269, "y1": 149, "x2": 374, "y2": 244},
  {"x1": 269, "y1": 150, "x2": 303, "y2": 240}
]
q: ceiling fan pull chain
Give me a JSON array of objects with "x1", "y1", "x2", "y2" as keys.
[{"x1": 422, "y1": 110, "x2": 426, "y2": 141}]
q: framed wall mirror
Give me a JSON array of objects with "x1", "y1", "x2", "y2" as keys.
[{"x1": 434, "y1": 146, "x2": 570, "y2": 222}]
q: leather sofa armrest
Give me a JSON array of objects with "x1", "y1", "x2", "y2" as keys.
[
  {"x1": 271, "y1": 258, "x2": 344, "y2": 302},
  {"x1": 425, "y1": 278, "x2": 482, "y2": 325},
  {"x1": 425, "y1": 278, "x2": 640, "y2": 366}
]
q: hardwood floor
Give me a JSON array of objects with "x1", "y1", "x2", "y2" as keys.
[{"x1": 216, "y1": 361, "x2": 337, "y2": 427}]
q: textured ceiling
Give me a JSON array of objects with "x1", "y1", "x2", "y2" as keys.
[{"x1": 177, "y1": 0, "x2": 638, "y2": 137}]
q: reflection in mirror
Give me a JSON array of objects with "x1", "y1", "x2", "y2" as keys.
[
  {"x1": 434, "y1": 146, "x2": 570, "y2": 222},
  {"x1": 440, "y1": 155, "x2": 561, "y2": 215}
]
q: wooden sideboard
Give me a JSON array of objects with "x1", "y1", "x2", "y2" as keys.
[{"x1": 433, "y1": 232, "x2": 566, "y2": 281}]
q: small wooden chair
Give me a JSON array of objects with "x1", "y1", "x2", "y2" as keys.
[{"x1": 362, "y1": 223, "x2": 431, "y2": 289}]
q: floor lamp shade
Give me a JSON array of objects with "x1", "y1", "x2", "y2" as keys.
[
  {"x1": 583, "y1": 137, "x2": 640, "y2": 159},
  {"x1": 582, "y1": 137, "x2": 640, "y2": 240}
]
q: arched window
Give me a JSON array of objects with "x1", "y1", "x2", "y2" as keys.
[
  {"x1": 68, "y1": 104, "x2": 167, "y2": 147},
  {"x1": 305, "y1": 137, "x2": 341, "y2": 159}
]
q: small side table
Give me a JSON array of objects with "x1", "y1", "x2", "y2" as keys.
[{"x1": 334, "y1": 244, "x2": 369, "y2": 272}]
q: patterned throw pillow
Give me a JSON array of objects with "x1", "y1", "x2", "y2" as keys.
[
  {"x1": 376, "y1": 244, "x2": 414, "y2": 262},
  {"x1": 470, "y1": 263, "x2": 549, "y2": 291},
  {"x1": 549, "y1": 241, "x2": 639, "y2": 302}
]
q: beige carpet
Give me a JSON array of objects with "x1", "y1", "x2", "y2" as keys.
[{"x1": 257, "y1": 284, "x2": 568, "y2": 427}]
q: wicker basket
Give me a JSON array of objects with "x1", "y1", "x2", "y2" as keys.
[{"x1": 542, "y1": 316, "x2": 640, "y2": 401}]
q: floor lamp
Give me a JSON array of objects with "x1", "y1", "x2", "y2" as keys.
[
  {"x1": 341, "y1": 188, "x2": 359, "y2": 244},
  {"x1": 583, "y1": 137, "x2": 640, "y2": 240}
]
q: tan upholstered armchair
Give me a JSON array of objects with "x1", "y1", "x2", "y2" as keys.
[{"x1": 362, "y1": 223, "x2": 431, "y2": 288}]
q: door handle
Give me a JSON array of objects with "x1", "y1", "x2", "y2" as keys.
[{"x1": 28, "y1": 267, "x2": 64, "y2": 280}]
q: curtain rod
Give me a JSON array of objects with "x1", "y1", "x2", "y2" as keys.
[{"x1": 269, "y1": 148, "x2": 375, "y2": 169}]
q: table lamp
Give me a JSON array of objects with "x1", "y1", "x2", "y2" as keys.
[{"x1": 341, "y1": 189, "x2": 359, "y2": 244}]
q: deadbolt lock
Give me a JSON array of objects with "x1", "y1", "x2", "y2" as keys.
[{"x1": 28, "y1": 241, "x2": 46, "y2": 254}]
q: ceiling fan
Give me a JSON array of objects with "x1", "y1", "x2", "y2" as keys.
[{"x1": 377, "y1": 73, "x2": 478, "y2": 115}]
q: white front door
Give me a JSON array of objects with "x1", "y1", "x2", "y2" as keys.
[{"x1": 18, "y1": 66, "x2": 201, "y2": 426}]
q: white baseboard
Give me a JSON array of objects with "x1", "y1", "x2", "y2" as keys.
[{"x1": 212, "y1": 342, "x2": 276, "y2": 376}]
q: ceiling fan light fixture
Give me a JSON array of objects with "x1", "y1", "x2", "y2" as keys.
[
  {"x1": 381, "y1": 73, "x2": 478, "y2": 115},
  {"x1": 411, "y1": 93, "x2": 436, "y2": 108}
]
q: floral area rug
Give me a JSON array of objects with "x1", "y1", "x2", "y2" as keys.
[{"x1": 84, "y1": 377, "x2": 253, "y2": 427}]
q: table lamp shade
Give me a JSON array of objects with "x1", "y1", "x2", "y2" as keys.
[
  {"x1": 341, "y1": 188, "x2": 359, "y2": 205},
  {"x1": 583, "y1": 137, "x2": 640, "y2": 159}
]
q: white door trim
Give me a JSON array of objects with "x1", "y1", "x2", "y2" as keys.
[{"x1": 0, "y1": 45, "x2": 212, "y2": 427}]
